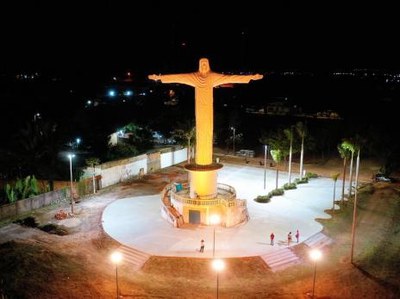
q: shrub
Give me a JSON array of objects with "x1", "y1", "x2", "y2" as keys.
[
  {"x1": 14, "y1": 216, "x2": 39, "y2": 228},
  {"x1": 270, "y1": 188, "x2": 285, "y2": 196},
  {"x1": 283, "y1": 182, "x2": 297, "y2": 190},
  {"x1": 306, "y1": 172, "x2": 318, "y2": 179},
  {"x1": 39, "y1": 224, "x2": 69, "y2": 236},
  {"x1": 254, "y1": 195, "x2": 271, "y2": 203},
  {"x1": 295, "y1": 177, "x2": 309, "y2": 184}
]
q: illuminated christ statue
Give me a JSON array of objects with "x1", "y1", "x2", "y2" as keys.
[{"x1": 149, "y1": 58, "x2": 263, "y2": 165}]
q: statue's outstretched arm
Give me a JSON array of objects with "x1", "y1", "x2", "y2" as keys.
[
  {"x1": 148, "y1": 73, "x2": 196, "y2": 87},
  {"x1": 213, "y1": 73, "x2": 263, "y2": 87}
]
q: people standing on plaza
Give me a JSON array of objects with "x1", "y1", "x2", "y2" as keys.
[
  {"x1": 287, "y1": 232, "x2": 292, "y2": 246},
  {"x1": 200, "y1": 239, "x2": 205, "y2": 252},
  {"x1": 270, "y1": 232, "x2": 275, "y2": 246},
  {"x1": 295, "y1": 229, "x2": 300, "y2": 243}
]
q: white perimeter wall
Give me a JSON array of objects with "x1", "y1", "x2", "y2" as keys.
[{"x1": 82, "y1": 147, "x2": 187, "y2": 188}]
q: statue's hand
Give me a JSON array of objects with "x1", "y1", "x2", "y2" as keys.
[
  {"x1": 148, "y1": 74, "x2": 160, "y2": 81},
  {"x1": 253, "y1": 74, "x2": 263, "y2": 80}
]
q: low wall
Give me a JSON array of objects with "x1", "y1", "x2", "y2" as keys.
[
  {"x1": 0, "y1": 189, "x2": 68, "y2": 221},
  {"x1": 81, "y1": 146, "x2": 187, "y2": 188},
  {"x1": 1, "y1": 146, "x2": 188, "y2": 221}
]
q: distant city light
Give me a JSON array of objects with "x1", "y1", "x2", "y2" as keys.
[
  {"x1": 124, "y1": 90, "x2": 133, "y2": 96},
  {"x1": 108, "y1": 89, "x2": 116, "y2": 97}
]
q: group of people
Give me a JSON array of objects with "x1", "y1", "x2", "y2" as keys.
[
  {"x1": 269, "y1": 230, "x2": 300, "y2": 246},
  {"x1": 199, "y1": 229, "x2": 300, "y2": 253}
]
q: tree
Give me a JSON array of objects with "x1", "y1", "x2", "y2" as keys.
[
  {"x1": 13, "y1": 120, "x2": 62, "y2": 187},
  {"x1": 270, "y1": 149, "x2": 284, "y2": 189},
  {"x1": 284, "y1": 126, "x2": 296, "y2": 184},
  {"x1": 171, "y1": 120, "x2": 196, "y2": 163},
  {"x1": 330, "y1": 172, "x2": 341, "y2": 210},
  {"x1": 337, "y1": 141, "x2": 351, "y2": 204},
  {"x1": 295, "y1": 121, "x2": 308, "y2": 179},
  {"x1": 341, "y1": 139, "x2": 356, "y2": 197},
  {"x1": 107, "y1": 122, "x2": 154, "y2": 160},
  {"x1": 85, "y1": 157, "x2": 100, "y2": 194},
  {"x1": 260, "y1": 129, "x2": 290, "y2": 189}
]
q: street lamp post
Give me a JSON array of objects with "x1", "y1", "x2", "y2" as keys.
[
  {"x1": 212, "y1": 259, "x2": 225, "y2": 299},
  {"x1": 230, "y1": 127, "x2": 236, "y2": 154},
  {"x1": 92, "y1": 165, "x2": 96, "y2": 194},
  {"x1": 110, "y1": 251, "x2": 123, "y2": 299},
  {"x1": 68, "y1": 154, "x2": 75, "y2": 215},
  {"x1": 309, "y1": 249, "x2": 322, "y2": 299},
  {"x1": 210, "y1": 215, "x2": 220, "y2": 258},
  {"x1": 263, "y1": 145, "x2": 267, "y2": 189}
]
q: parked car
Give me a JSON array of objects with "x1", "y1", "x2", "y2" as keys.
[
  {"x1": 373, "y1": 173, "x2": 392, "y2": 182},
  {"x1": 235, "y1": 149, "x2": 255, "y2": 158}
]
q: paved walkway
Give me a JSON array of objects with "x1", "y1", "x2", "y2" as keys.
[{"x1": 102, "y1": 163, "x2": 340, "y2": 258}]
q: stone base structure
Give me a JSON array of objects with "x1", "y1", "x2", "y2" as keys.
[{"x1": 161, "y1": 180, "x2": 249, "y2": 228}]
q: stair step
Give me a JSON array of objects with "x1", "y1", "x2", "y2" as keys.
[
  {"x1": 261, "y1": 248, "x2": 301, "y2": 272},
  {"x1": 118, "y1": 245, "x2": 151, "y2": 270},
  {"x1": 304, "y1": 232, "x2": 334, "y2": 249},
  {"x1": 267, "y1": 255, "x2": 300, "y2": 268}
]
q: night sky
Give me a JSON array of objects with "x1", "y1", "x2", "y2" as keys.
[{"x1": 2, "y1": 1, "x2": 399, "y2": 75}]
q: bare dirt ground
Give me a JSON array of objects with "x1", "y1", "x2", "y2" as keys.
[{"x1": 1, "y1": 157, "x2": 399, "y2": 298}]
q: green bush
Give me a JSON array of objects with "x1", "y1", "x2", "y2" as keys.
[
  {"x1": 4, "y1": 175, "x2": 40, "y2": 203},
  {"x1": 270, "y1": 188, "x2": 285, "y2": 196},
  {"x1": 283, "y1": 182, "x2": 297, "y2": 190},
  {"x1": 294, "y1": 177, "x2": 309, "y2": 184},
  {"x1": 254, "y1": 188, "x2": 285, "y2": 203},
  {"x1": 305, "y1": 172, "x2": 318, "y2": 179},
  {"x1": 254, "y1": 195, "x2": 271, "y2": 203}
]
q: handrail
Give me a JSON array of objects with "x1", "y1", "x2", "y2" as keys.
[{"x1": 170, "y1": 182, "x2": 237, "y2": 207}]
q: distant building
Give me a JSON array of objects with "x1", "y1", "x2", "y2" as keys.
[
  {"x1": 314, "y1": 110, "x2": 341, "y2": 119},
  {"x1": 265, "y1": 101, "x2": 292, "y2": 115}
]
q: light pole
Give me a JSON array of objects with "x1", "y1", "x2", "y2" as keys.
[
  {"x1": 309, "y1": 249, "x2": 322, "y2": 299},
  {"x1": 110, "y1": 251, "x2": 123, "y2": 299},
  {"x1": 92, "y1": 164, "x2": 96, "y2": 194},
  {"x1": 210, "y1": 215, "x2": 220, "y2": 258},
  {"x1": 76, "y1": 138, "x2": 81, "y2": 148},
  {"x1": 212, "y1": 259, "x2": 225, "y2": 299},
  {"x1": 230, "y1": 127, "x2": 236, "y2": 154},
  {"x1": 263, "y1": 145, "x2": 267, "y2": 189},
  {"x1": 68, "y1": 154, "x2": 75, "y2": 215}
]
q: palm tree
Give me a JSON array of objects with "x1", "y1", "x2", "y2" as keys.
[
  {"x1": 270, "y1": 149, "x2": 284, "y2": 189},
  {"x1": 337, "y1": 141, "x2": 351, "y2": 204},
  {"x1": 284, "y1": 126, "x2": 295, "y2": 184},
  {"x1": 331, "y1": 172, "x2": 341, "y2": 210},
  {"x1": 342, "y1": 139, "x2": 356, "y2": 197},
  {"x1": 295, "y1": 121, "x2": 307, "y2": 179}
]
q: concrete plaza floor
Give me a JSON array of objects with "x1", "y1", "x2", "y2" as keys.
[{"x1": 102, "y1": 163, "x2": 340, "y2": 258}]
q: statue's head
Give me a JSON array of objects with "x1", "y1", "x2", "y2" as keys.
[{"x1": 199, "y1": 58, "x2": 210, "y2": 74}]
